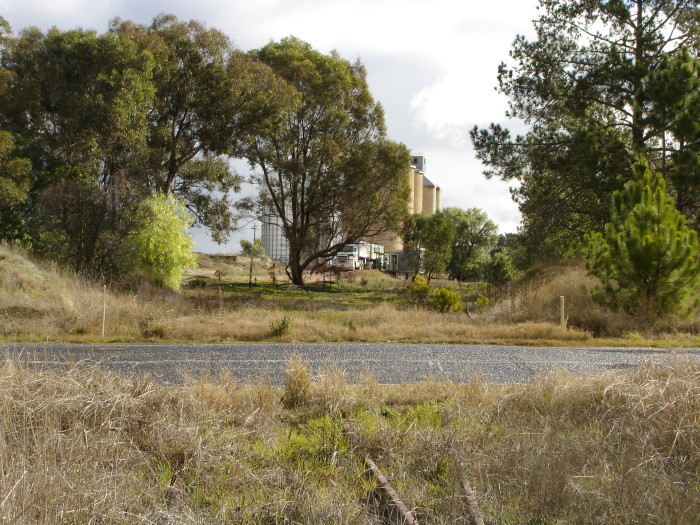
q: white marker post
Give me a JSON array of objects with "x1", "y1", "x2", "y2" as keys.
[
  {"x1": 560, "y1": 296, "x2": 565, "y2": 329},
  {"x1": 102, "y1": 285, "x2": 107, "y2": 338}
]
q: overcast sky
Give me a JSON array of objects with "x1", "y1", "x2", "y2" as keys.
[{"x1": 1, "y1": 0, "x2": 541, "y2": 252}]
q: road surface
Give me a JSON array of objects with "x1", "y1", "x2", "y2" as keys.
[{"x1": 4, "y1": 342, "x2": 698, "y2": 385}]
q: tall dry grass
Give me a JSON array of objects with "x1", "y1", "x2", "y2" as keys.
[
  {"x1": 487, "y1": 261, "x2": 699, "y2": 337},
  {"x1": 0, "y1": 355, "x2": 697, "y2": 523},
  {"x1": 4, "y1": 244, "x2": 699, "y2": 344},
  {"x1": 1, "y1": 241, "x2": 591, "y2": 343}
]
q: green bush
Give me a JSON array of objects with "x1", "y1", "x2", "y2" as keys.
[
  {"x1": 270, "y1": 316, "x2": 292, "y2": 337},
  {"x1": 429, "y1": 287, "x2": 463, "y2": 313},
  {"x1": 475, "y1": 293, "x2": 489, "y2": 309},
  {"x1": 126, "y1": 194, "x2": 197, "y2": 290},
  {"x1": 406, "y1": 275, "x2": 431, "y2": 306}
]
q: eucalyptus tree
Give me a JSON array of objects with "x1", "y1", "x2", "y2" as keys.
[
  {"x1": 0, "y1": 25, "x2": 155, "y2": 276},
  {"x1": 401, "y1": 212, "x2": 456, "y2": 281},
  {"x1": 471, "y1": 0, "x2": 700, "y2": 259},
  {"x1": 442, "y1": 207, "x2": 499, "y2": 281},
  {"x1": 110, "y1": 15, "x2": 295, "y2": 243},
  {"x1": 243, "y1": 37, "x2": 411, "y2": 285},
  {"x1": 0, "y1": 130, "x2": 31, "y2": 241}
]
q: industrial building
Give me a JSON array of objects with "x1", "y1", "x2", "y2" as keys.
[
  {"x1": 260, "y1": 200, "x2": 292, "y2": 264},
  {"x1": 364, "y1": 153, "x2": 441, "y2": 255}
]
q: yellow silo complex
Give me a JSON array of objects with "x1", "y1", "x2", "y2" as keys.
[{"x1": 362, "y1": 153, "x2": 440, "y2": 252}]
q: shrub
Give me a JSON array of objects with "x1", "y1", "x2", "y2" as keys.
[
  {"x1": 270, "y1": 315, "x2": 292, "y2": 337},
  {"x1": 406, "y1": 275, "x2": 431, "y2": 306},
  {"x1": 429, "y1": 287, "x2": 463, "y2": 313},
  {"x1": 126, "y1": 194, "x2": 197, "y2": 290},
  {"x1": 475, "y1": 293, "x2": 489, "y2": 309},
  {"x1": 586, "y1": 160, "x2": 700, "y2": 317},
  {"x1": 486, "y1": 252, "x2": 517, "y2": 285}
]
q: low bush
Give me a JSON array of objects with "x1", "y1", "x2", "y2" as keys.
[
  {"x1": 405, "y1": 274, "x2": 431, "y2": 306},
  {"x1": 429, "y1": 287, "x2": 463, "y2": 313},
  {"x1": 270, "y1": 315, "x2": 292, "y2": 337}
]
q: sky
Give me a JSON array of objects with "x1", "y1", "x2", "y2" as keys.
[{"x1": 1, "y1": 0, "x2": 541, "y2": 253}]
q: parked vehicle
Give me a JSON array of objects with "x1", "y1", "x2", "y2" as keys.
[{"x1": 332, "y1": 242, "x2": 385, "y2": 270}]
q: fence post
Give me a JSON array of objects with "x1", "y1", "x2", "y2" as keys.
[
  {"x1": 102, "y1": 285, "x2": 107, "y2": 338},
  {"x1": 560, "y1": 295, "x2": 565, "y2": 329}
]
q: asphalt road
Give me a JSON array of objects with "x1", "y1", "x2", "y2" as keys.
[{"x1": 4, "y1": 342, "x2": 699, "y2": 385}]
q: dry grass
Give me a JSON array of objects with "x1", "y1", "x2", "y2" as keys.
[
  {"x1": 488, "y1": 261, "x2": 700, "y2": 337},
  {"x1": 3, "y1": 244, "x2": 700, "y2": 345},
  {"x1": 0, "y1": 354, "x2": 697, "y2": 523},
  {"x1": 0, "y1": 244, "x2": 591, "y2": 344}
]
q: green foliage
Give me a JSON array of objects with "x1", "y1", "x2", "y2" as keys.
[
  {"x1": 0, "y1": 15, "x2": 294, "y2": 270},
  {"x1": 245, "y1": 37, "x2": 411, "y2": 285},
  {"x1": 442, "y1": 207, "x2": 498, "y2": 281},
  {"x1": 645, "y1": 47, "x2": 700, "y2": 226},
  {"x1": 110, "y1": 15, "x2": 292, "y2": 243},
  {"x1": 486, "y1": 252, "x2": 517, "y2": 286},
  {"x1": 471, "y1": 0, "x2": 700, "y2": 260},
  {"x1": 405, "y1": 275, "x2": 431, "y2": 306},
  {"x1": 407, "y1": 276, "x2": 463, "y2": 313},
  {"x1": 240, "y1": 238, "x2": 267, "y2": 287},
  {"x1": 401, "y1": 211, "x2": 455, "y2": 281},
  {"x1": 475, "y1": 294, "x2": 489, "y2": 310},
  {"x1": 127, "y1": 193, "x2": 197, "y2": 290},
  {"x1": 0, "y1": 131, "x2": 31, "y2": 242},
  {"x1": 586, "y1": 161, "x2": 700, "y2": 317},
  {"x1": 428, "y1": 287, "x2": 463, "y2": 313},
  {"x1": 0, "y1": 131, "x2": 30, "y2": 207},
  {"x1": 240, "y1": 238, "x2": 266, "y2": 260},
  {"x1": 270, "y1": 316, "x2": 292, "y2": 337}
]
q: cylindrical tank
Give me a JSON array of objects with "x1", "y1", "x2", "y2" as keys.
[
  {"x1": 413, "y1": 171, "x2": 423, "y2": 215},
  {"x1": 422, "y1": 185, "x2": 436, "y2": 215}
]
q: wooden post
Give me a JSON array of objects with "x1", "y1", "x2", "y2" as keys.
[
  {"x1": 102, "y1": 285, "x2": 107, "y2": 338},
  {"x1": 560, "y1": 295, "x2": 565, "y2": 329}
]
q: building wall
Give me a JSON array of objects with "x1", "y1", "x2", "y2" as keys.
[{"x1": 261, "y1": 202, "x2": 290, "y2": 264}]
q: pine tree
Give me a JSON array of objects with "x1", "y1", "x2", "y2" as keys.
[{"x1": 586, "y1": 161, "x2": 700, "y2": 317}]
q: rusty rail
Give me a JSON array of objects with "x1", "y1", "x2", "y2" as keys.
[{"x1": 458, "y1": 465, "x2": 485, "y2": 525}]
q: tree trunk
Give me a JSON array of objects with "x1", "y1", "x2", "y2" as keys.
[
  {"x1": 287, "y1": 245, "x2": 306, "y2": 285},
  {"x1": 288, "y1": 261, "x2": 305, "y2": 285}
]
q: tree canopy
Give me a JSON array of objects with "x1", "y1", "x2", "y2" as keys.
[
  {"x1": 0, "y1": 15, "x2": 297, "y2": 280},
  {"x1": 401, "y1": 211, "x2": 456, "y2": 281},
  {"x1": 471, "y1": 0, "x2": 700, "y2": 260},
  {"x1": 243, "y1": 37, "x2": 411, "y2": 285},
  {"x1": 109, "y1": 15, "x2": 295, "y2": 242},
  {"x1": 442, "y1": 207, "x2": 499, "y2": 281}
]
